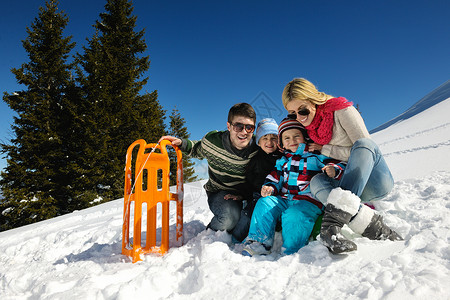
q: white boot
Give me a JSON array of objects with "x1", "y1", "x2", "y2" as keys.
[
  {"x1": 348, "y1": 204, "x2": 403, "y2": 241},
  {"x1": 347, "y1": 204, "x2": 375, "y2": 235},
  {"x1": 320, "y1": 188, "x2": 360, "y2": 254}
]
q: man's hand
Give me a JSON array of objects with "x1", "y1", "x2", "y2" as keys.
[
  {"x1": 261, "y1": 185, "x2": 274, "y2": 197},
  {"x1": 322, "y1": 165, "x2": 336, "y2": 178},
  {"x1": 159, "y1": 135, "x2": 182, "y2": 146}
]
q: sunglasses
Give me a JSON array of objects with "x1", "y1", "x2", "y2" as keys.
[
  {"x1": 230, "y1": 122, "x2": 255, "y2": 133},
  {"x1": 287, "y1": 107, "x2": 310, "y2": 120}
]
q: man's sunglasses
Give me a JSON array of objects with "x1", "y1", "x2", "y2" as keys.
[
  {"x1": 230, "y1": 122, "x2": 255, "y2": 133},
  {"x1": 287, "y1": 107, "x2": 310, "y2": 120}
]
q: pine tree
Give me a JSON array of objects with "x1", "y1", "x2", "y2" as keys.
[
  {"x1": 76, "y1": 0, "x2": 166, "y2": 201},
  {"x1": 0, "y1": 0, "x2": 80, "y2": 230},
  {"x1": 167, "y1": 108, "x2": 198, "y2": 185}
]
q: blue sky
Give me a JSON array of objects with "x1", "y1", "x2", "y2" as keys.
[{"x1": 0, "y1": 0, "x2": 449, "y2": 174}]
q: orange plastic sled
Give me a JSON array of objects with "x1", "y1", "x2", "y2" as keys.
[{"x1": 122, "y1": 139, "x2": 183, "y2": 263}]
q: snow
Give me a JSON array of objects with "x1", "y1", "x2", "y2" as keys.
[
  {"x1": 371, "y1": 97, "x2": 450, "y2": 181},
  {"x1": 326, "y1": 187, "x2": 361, "y2": 215},
  {"x1": 1, "y1": 92, "x2": 450, "y2": 299}
]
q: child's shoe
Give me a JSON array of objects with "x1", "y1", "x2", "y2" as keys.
[{"x1": 241, "y1": 241, "x2": 271, "y2": 257}]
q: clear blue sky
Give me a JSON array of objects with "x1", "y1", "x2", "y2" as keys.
[{"x1": 1, "y1": 0, "x2": 449, "y2": 173}]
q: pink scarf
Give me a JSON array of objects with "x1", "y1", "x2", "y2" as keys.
[{"x1": 305, "y1": 97, "x2": 353, "y2": 145}]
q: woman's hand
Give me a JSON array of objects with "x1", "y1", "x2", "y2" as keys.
[
  {"x1": 224, "y1": 194, "x2": 243, "y2": 201},
  {"x1": 261, "y1": 186, "x2": 274, "y2": 197},
  {"x1": 159, "y1": 135, "x2": 182, "y2": 146},
  {"x1": 308, "y1": 143, "x2": 323, "y2": 153},
  {"x1": 322, "y1": 165, "x2": 336, "y2": 178}
]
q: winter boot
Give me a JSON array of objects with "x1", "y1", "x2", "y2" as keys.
[
  {"x1": 348, "y1": 204, "x2": 403, "y2": 241},
  {"x1": 320, "y1": 188, "x2": 360, "y2": 254},
  {"x1": 242, "y1": 240, "x2": 271, "y2": 257}
]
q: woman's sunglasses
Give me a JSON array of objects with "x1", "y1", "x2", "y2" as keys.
[
  {"x1": 288, "y1": 107, "x2": 310, "y2": 120},
  {"x1": 230, "y1": 122, "x2": 255, "y2": 133}
]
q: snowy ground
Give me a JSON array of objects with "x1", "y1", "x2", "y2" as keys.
[
  {"x1": 371, "y1": 95, "x2": 450, "y2": 181},
  {"x1": 1, "y1": 96, "x2": 450, "y2": 299}
]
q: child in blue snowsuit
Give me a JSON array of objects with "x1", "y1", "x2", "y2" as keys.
[
  {"x1": 231, "y1": 118, "x2": 282, "y2": 242},
  {"x1": 242, "y1": 118, "x2": 346, "y2": 256}
]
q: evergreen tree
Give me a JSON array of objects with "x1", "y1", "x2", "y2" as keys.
[
  {"x1": 76, "y1": 0, "x2": 166, "y2": 201},
  {"x1": 0, "y1": 0, "x2": 81, "y2": 230},
  {"x1": 167, "y1": 108, "x2": 198, "y2": 185}
]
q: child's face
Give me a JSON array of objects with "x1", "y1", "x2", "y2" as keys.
[
  {"x1": 258, "y1": 134, "x2": 278, "y2": 154},
  {"x1": 282, "y1": 128, "x2": 305, "y2": 152}
]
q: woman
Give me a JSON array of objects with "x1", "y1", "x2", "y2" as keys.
[{"x1": 281, "y1": 78, "x2": 402, "y2": 254}]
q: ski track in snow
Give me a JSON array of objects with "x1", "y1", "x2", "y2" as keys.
[
  {"x1": 377, "y1": 122, "x2": 450, "y2": 147},
  {"x1": 1, "y1": 172, "x2": 449, "y2": 299},
  {"x1": 382, "y1": 139, "x2": 450, "y2": 157}
]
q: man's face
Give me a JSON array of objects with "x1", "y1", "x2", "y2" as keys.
[{"x1": 227, "y1": 116, "x2": 255, "y2": 150}]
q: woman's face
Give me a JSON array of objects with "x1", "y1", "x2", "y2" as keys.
[{"x1": 285, "y1": 99, "x2": 316, "y2": 127}]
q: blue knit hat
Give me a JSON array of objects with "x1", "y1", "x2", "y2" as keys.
[{"x1": 255, "y1": 118, "x2": 279, "y2": 144}]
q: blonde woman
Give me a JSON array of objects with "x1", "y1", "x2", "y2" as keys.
[{"x1": 282, "y1": 78, "x2": 402, "y2": 254}]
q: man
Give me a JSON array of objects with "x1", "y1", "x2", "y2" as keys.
[{"x1": 160, "y1": 103, "x2": 258, "y2": 241}]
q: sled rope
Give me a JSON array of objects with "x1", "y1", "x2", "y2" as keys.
[{"x1": 125, "y1": 141, "x2": 161, "y2": 229}]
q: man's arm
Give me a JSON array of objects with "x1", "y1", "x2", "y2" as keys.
[{"x1": 160, "y1": 135, "x2": 207, "y2": 159}]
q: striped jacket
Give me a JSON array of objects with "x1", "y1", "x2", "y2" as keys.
[
  {"x1": 264, "y1": 143, "x2": 346, "y2": 209},
  {"x1": 181, "y1": 130, "x2": 258, "y2": 194}
]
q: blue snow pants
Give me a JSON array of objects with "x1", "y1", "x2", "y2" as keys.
[{"x1": 246, "y1": 195, "x2": 322, "y2": 255}]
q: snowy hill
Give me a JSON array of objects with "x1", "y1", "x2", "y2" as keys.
[
  {"x1": 371, "y1": 83, "x2": 450, "y2": 181},
  {"x1": 370, "y1": 80, "x2": 450, "y2": 133},
  {"x1": 1, "y1": 88, "x2": 450, "y2": 299}
]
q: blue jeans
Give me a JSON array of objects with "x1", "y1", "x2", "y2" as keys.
[
  {"x1": 206, "y1": 190, "x2": 249, "y2": 242},
  {"x1": 246, "y1": 196, "x2": 322, "y2": 254},
  {"x1": 310, "y1": 138, "x2": 394, "y2": 203}
]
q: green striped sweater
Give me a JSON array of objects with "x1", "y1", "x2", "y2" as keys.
[{"x1": 181, "y1": 130, "x2": 258, "y2": 194}]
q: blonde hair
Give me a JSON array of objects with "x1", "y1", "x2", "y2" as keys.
[{"x1": 282, "y1": 78, "x2": 334, "y2": 108}]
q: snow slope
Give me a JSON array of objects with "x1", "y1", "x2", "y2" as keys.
[
  {"x1": 371, "y1": 94, "x2": 450, "y2": 181},
  {"x1": 1, "y1": 90, "x2": 450, "y2": 299},
  {"x1": 370, "y1": 80, "x2": 450, "y2": 134}
]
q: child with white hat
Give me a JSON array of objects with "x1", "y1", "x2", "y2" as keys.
[{"x1": 232, "y1": 118, "x2": 282, "y2": 242}]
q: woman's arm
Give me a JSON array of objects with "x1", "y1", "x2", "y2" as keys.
[
  {"x1": 321, "y1": 106, "x2": 370, "y2": 160},
  {"x1": 338, "y1": 106, "x2": 370, "y2": 142}
]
